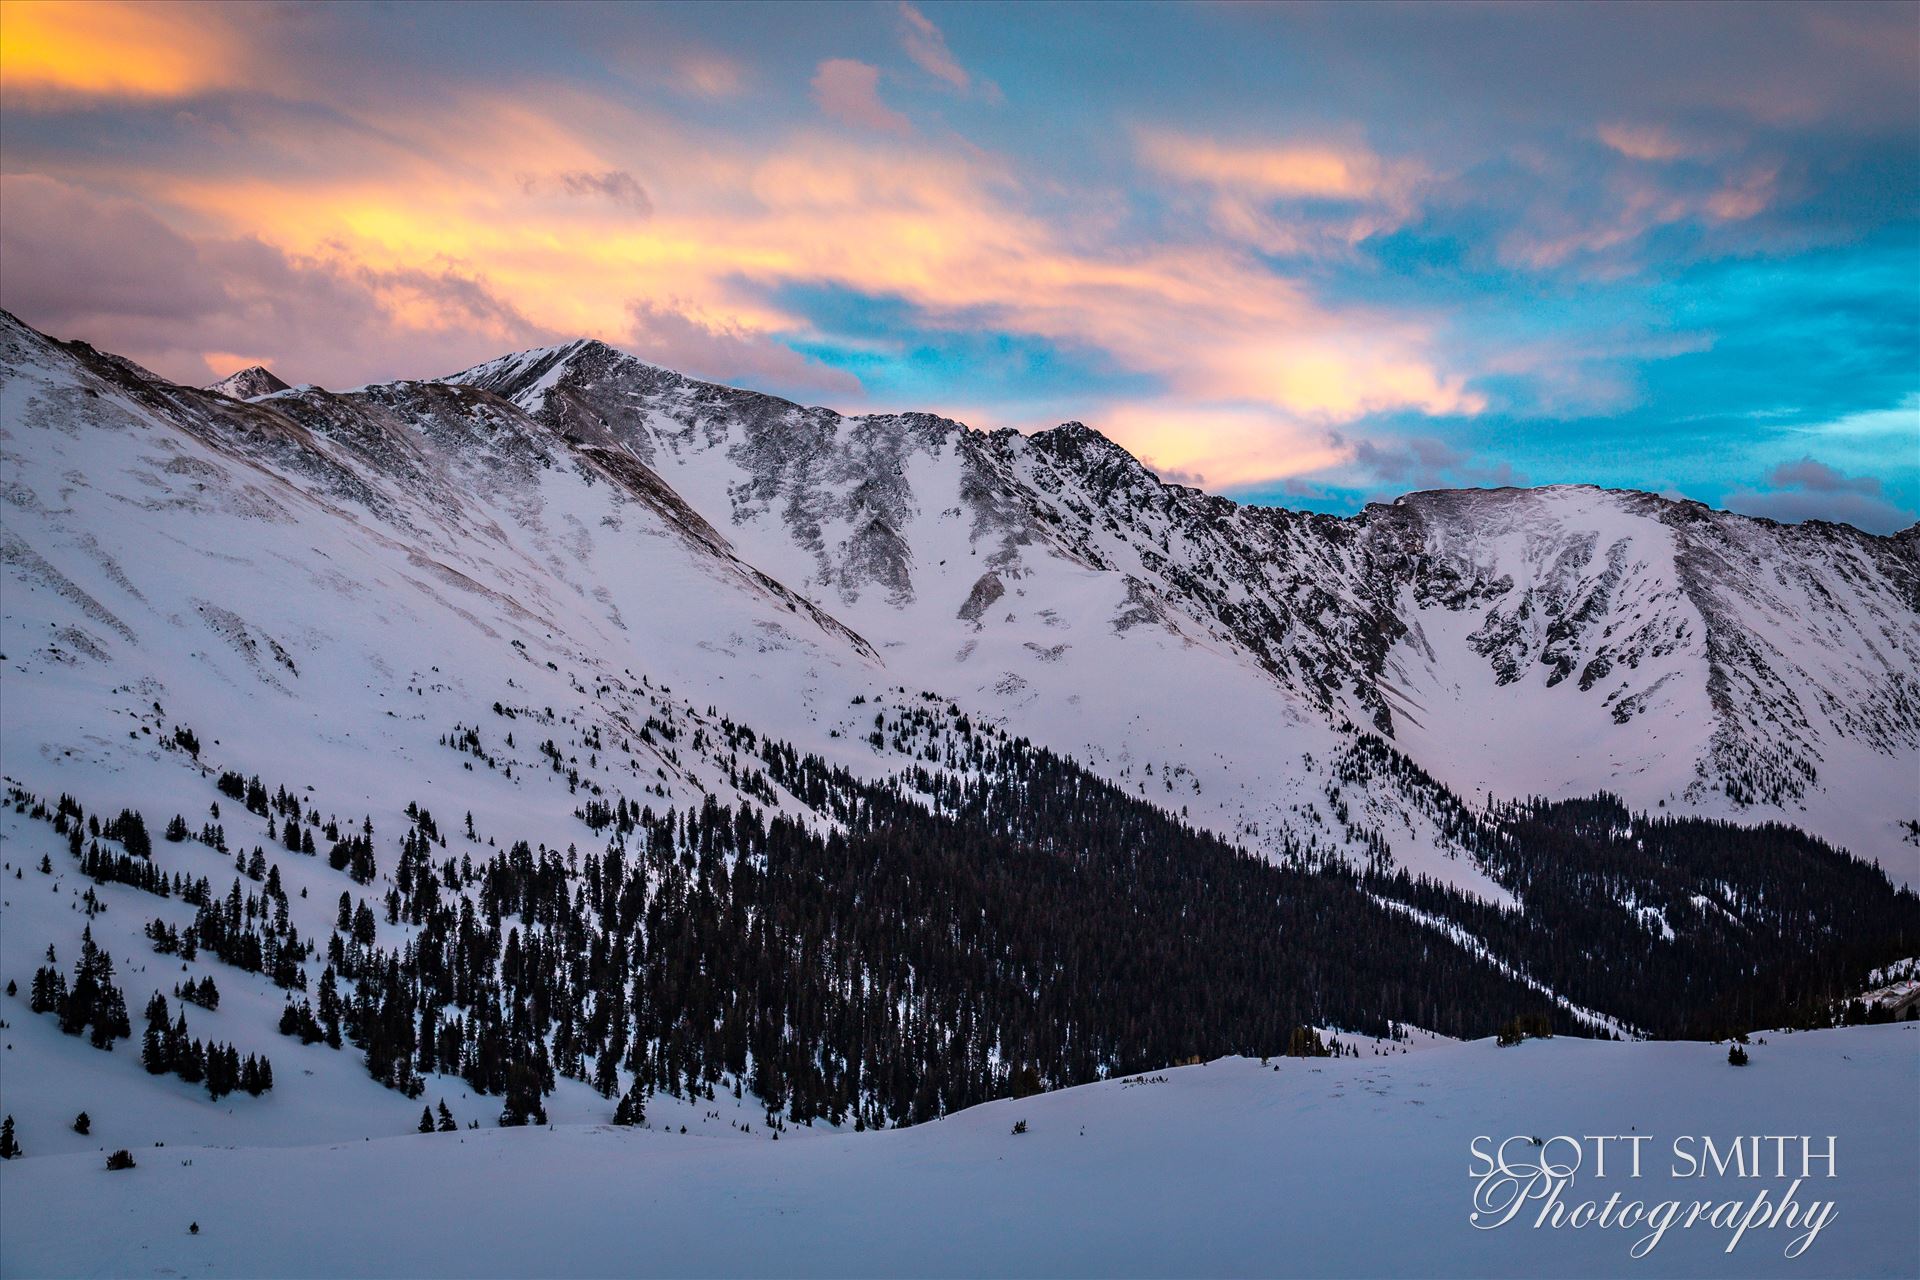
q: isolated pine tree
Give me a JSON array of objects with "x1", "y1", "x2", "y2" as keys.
[
  {"x1": 113, "y1": 810, "x2": 151, "y2": 858},
  {"x1": 0, "y1": 1115, "x2": 19, "y2": 1159},
  {"x1": 436, "y1": 1100, "x2": 457, "y2": 1132},
  {"x1": 419, "y1": 1106, "x2": 435, "y2": 1134}
]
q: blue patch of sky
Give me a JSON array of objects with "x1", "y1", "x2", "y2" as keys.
[{"x1": 767, "y1": 282, "x2": 1158, "y2": 423}]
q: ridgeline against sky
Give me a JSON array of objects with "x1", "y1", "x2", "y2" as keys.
[{"x1": 0, "y1": 1, "x2": 1914, "y2": 529}]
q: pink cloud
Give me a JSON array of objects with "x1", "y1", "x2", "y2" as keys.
[
  {"x1": 0, "y1": 173, "x2": 561, "y2": 387},
  {"x1": 898, "y1": 3, "x2": 970, "y2": 92},
  {"x1": 810, "y1": 59, "x2": 912, "y2": 136},
  {"x1": 1137, "y1": 130, "x2": 1427, "y2": 257},
  {"x1": 0, "y1": 74, "x2": 1482, "y2": 490},
  {"x1": 1596, "y1": 123, "x2": 1706, "y2": 162}
]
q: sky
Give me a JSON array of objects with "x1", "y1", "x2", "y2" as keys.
[{"x1": 1, "y1": 1, "x2": 1915, "y2": 531}]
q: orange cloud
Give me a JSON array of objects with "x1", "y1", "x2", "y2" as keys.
[
  {"x1": 1136, "y1": 130, "x2": 1427, "y2": 257},
  {"x1": 175, "y1": 119, "x2": 1468, "y2": 479},
  {"x1": 0, "y1": 0, "x2": 241, "y2": 101},
  {"x1": 2, "y1": 53, "x2": 1480, "y2": 490},
  {"x1": 1139, "y1": 132, "x2": 1408, "y2": 201},
  {"x1": 1096, "y1": 403, "x2": 1350, "y2": 490}
]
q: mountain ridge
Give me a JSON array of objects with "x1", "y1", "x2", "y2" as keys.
[
  {"x1": 438, "y1": 325, "x2": 1919, "y2": 870},
  {"x1": 450, "y1": 333, "x2": 1920, "y2": 539},
  {"x1": 3, "y1": 309, "x2": 1916, "y2": 883}
]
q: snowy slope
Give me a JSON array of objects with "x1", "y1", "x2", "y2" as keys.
[
  {"x1": 3, "y1": 1024, "x2": 1913, "y2": 1279},
  {"x1": 0, "y1": 311, "x2": 899, "y2": 844}
]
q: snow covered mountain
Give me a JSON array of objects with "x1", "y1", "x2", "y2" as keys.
[
  {"x1": 449, "y1": 335, "x2": 1920, "y2": 880},
  {"x1": 4, "y1": 312, "x2": 1916, "y2": 899},
  {"x1": 2, "y1": 310, "x2": 1916, "y2": 1273}
]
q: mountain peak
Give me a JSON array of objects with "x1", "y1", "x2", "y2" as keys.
[
  {"x1": 1028, "y1": 419, "x2": 1134, "y2": 464},
  {"x1": 208, "y1": 365, "x2": 292, "y2": 400}
]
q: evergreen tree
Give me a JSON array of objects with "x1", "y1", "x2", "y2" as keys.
[
  {"x1": 56, "y1": 928, "x2": 131, "y2": 1049},
  {"x1": 142, "y1": 992, "x2": 171, "y2": 1074},
  {"x1": 176, "y1": 1030, "x2": 205, "y2": 1085},
  {"x1": 612, "y1": 1080, "x2": 647, "y2": 1126},
  {"x1": 0, "y1": 1115, "x2": 19, "y2": 1159},
  {"x1": 498, "y1": 1063, "x2": 548, "y2": 1127}
]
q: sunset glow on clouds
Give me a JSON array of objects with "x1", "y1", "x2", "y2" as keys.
[{"x1": 1, "y1": 1, "x2": 1914, "y2": 526}]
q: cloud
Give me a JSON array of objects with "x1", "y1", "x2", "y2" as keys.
[
  {"x1": 1140, "y1": 133, "x2": 1408, "y2": 201},
  {"x1": 674, "y1": 54, "x2": 744, "y2": 100},
  {"x1": 1093, "y1": 403, "x2": 1346, "y2": 491},
  {"x1": 1, "y1": 98, "x2": 1484, "y2": 489},
  {"x1": 521, "y1": 169, "x2": 654, "y2": 214},
  {"x1": 897, "y1": 4, "x2": 970, "y2": 92},
  {"x1": 0, "y1": 173, "x2": 561, "y2": 387},
  {"x1": 1333, "y1": 431, "x2": 1525, "y2": 491},
  {"x1": 1722, "y1": 457, "x2": 1913, "y2": 533},
  {"x1": 1763, "y1": 456, "x2": 1883, "y2": 495},
  {"x1": 1596, "y1": 124, "x2": 1707, "y2": 162},
  {"x1": 1137, "y1": 458, "x2": 1208, "y2": 488},
  {"x1": 0, "y1": 1, "x2": 244, "y2": 103},
  {"x1": 810, "y1": 59, "x2": 912, "y2": 135},
  {"x1": 623, "y1": 301, "x2": 862, "y2": 400},
  {"x1": 1137, "y1": 130, "x2": 1426, "y2": 255},
  {"x1": 1226, "y1": 430, "x2": 1528, "y2": 509},
  {"x1": 1495, "y1": 158, "x2": 1785, "y2": 272},
  {"x1": 1703, "y1": 165, "x2": 1778, "y2": 223},
  {"x1": 1348, "y1": 434, "x2": 1467, "y2": 486},
  {"x1": 4, "y1": 3, "x2": 1909, "y2": 514}
]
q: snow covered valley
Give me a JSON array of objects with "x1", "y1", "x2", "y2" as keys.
[{"x1": 2, "y1": 1026, "x2": 1915, "y2": 1279}]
